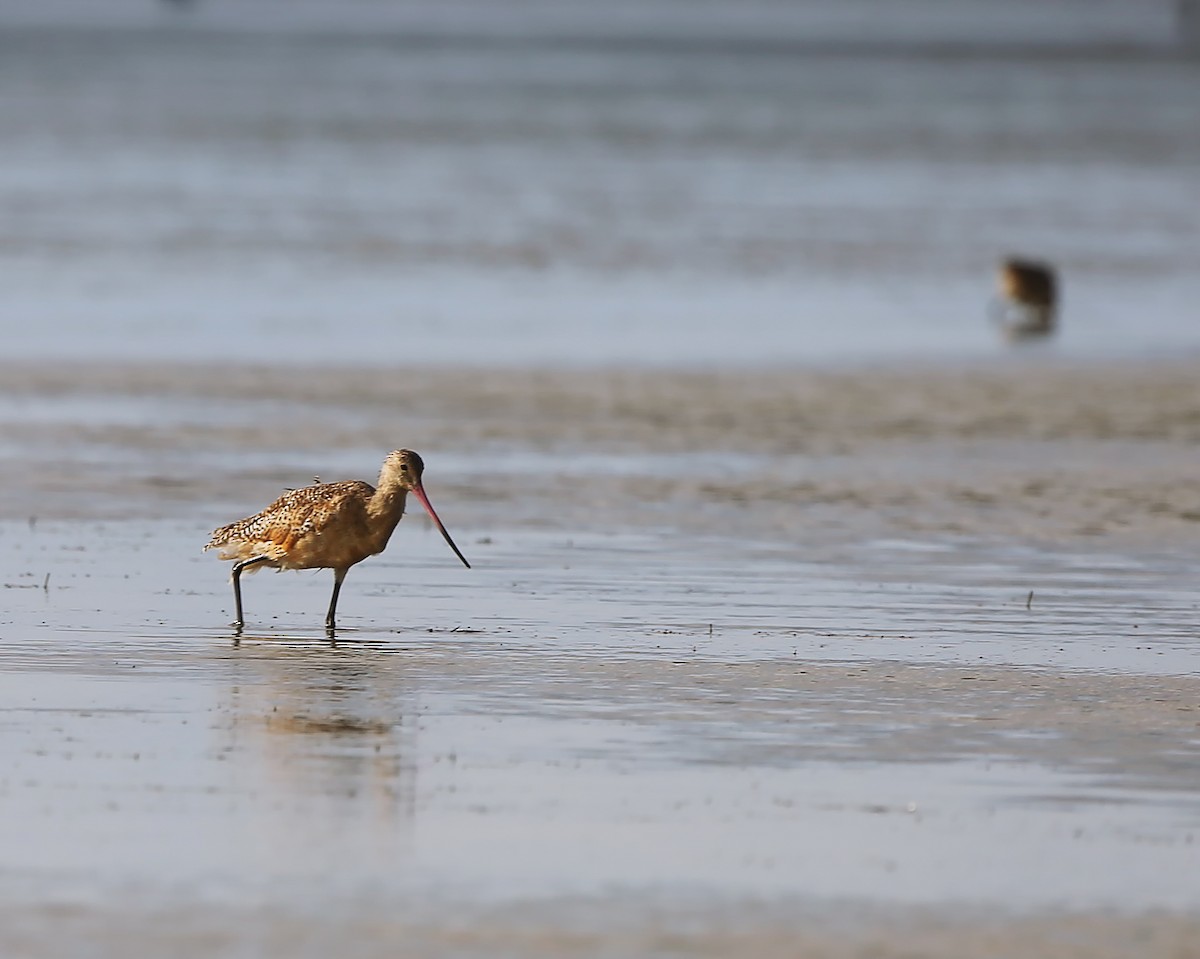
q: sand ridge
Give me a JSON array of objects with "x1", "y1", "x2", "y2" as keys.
[{"x1": 2, "y1": 358, "x2": 1200, "y2": 546}]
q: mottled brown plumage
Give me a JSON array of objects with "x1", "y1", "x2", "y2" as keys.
[{"x1": 205, "y1": 449, "x2": 470, "y2": 632}]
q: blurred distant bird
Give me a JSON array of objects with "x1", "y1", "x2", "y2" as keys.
[
  {"x1": 205, "y1": 449, "x2": 470, "y2": 632},
  {"x1": 992, "y1": 257, "x2": 1058, "y2": 340}
]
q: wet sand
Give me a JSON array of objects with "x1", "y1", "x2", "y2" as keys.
[
  {"x1": 1, "y1": 359, "x2": 1199, "y2": 956},
  {"x1": 3, "y1": 357, "x2": 1200, "y2": 543}
]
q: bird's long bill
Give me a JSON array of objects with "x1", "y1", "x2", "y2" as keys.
[{"x1": 411, "y1": 484, "x2": 471, "y2": 569}]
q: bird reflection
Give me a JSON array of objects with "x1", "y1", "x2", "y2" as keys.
[{"x1": 221, "y1": 645, "x2": 418, "y2": 853}]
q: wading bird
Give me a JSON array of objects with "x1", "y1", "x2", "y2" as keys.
[
  {"x1": 205, "y1": 449, "x2": 470, "y2": 632},
  {"x1": 992, "y1": 257, "x2": 1059, "y2": 340}
]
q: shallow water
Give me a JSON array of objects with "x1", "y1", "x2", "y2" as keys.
[
  {"x1": 2, "y1": 361, "x2": 1200, "y2": 954},
  {"x1": 1, "y1": 4, "x2": 1198, "y2": 365},
  {"x1": 2, "y1": 3, "x2": 1200, "y2": 953},
  {"x1": 2, "y1": 514, "x2": 1199, "y2": 956}
]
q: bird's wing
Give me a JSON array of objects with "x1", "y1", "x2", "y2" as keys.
[{"x1": 206, "y1": 480, "x2": 374, "y2": 560}]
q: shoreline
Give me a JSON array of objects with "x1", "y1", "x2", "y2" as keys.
[
  {"x1": 2, "y1": 355, "x2": 1199, "y2": 548},
  {"x1": 3, "y1": 897, "x2": 1199, "y2": 959},
  {"x1": 2, "y1": 357, "x2": 1198, "y2": 957}
]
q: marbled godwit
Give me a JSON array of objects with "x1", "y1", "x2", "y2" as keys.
[
  {"x1": 205, "y1": 449, "x2": 469, "y2": 632},
  {"x1": 992, "y1": 257, "x2": 1058, "y2": 340}
]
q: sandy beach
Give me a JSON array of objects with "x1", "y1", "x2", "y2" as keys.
[
  {"x1": 4, "y1": 357, "x2": 1200, "y2": 545},
  {"x1": 1, "y1": 357, "x2": 1198, "y2": 957},
  {"x1": 2, "y1": 4, "x2": 1199, "y2": 954}
]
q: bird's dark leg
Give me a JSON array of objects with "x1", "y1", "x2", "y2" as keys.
[
  {"x1": 326, "y1": 567, "x2": 348, "y2": 633},
  {"x1": 231, "y1": 556, "x2": 271, "y2": 630}
]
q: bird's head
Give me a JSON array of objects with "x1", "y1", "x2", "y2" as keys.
[
  {"x1": 383, "y1": 448, "x2": 426, "y2": 490},
  {"x1": 382, "y1": 449, "x2": 470, "y2": 569}
]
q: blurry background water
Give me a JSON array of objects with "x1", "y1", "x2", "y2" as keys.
[{"x1": 0, "y1": 0, "x2": 1197, "y2": 366}]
